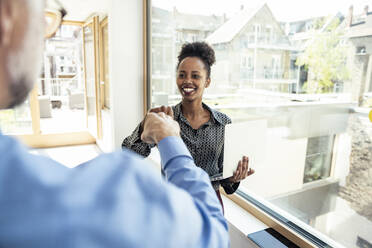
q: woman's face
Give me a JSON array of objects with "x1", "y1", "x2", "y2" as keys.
[{"x1": 176, "y1": 57, "x2": 210, "y2": 103}]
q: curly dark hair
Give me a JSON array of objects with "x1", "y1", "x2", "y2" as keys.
[{"x1": 177, "y1": 41, "x2": 216, "y2": 79}]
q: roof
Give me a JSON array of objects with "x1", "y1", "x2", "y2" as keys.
[
  {"x1": 346, "y1": 12, "x2": 372, "y2": 38},
  {"x1": 205, "y1": 3, "x2": 267, "y2": 45},
  {"x1": 289, "y1": 13, "x2": 344, "y2": 50}
]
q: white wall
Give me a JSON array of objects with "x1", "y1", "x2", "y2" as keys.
[{"x1": 108, "y1": 0, "x2": 144, "y2": 149}]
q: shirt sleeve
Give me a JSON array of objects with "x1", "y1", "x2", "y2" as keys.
[
  {"x1": 157, "y1": 136, "x2": 229, "y2": 247},
  {"x1": 121, "y1": 122, "x2": 155, "y2": 157},
  {"x1": 0, "y1": 135, "x2": 229, "y2": 248}
]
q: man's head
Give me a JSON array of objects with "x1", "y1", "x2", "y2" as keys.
[{"x1": 0, "y1": 0, "x2": 44, "y2": 109}]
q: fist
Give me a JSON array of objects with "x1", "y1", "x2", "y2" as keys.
[{"x1": 141, "y1": 111, "x2": 180, "y2": 144}]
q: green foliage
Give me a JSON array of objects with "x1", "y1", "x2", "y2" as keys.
[
  {"x1": 313, "y1": 17, "x2": 326, "y2": 30},
  {"x1": 296, "y1": 19, "x2": 351, "y2": 93}
]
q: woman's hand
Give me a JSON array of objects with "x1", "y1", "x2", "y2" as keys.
[
  {"x1": 228, "y1": 156, "x2": 254, "y2": 183},
  {"x1": 149, "y1": 105, "x2": 174, "y2": 119}
]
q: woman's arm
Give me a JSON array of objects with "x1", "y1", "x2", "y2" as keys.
[{"x1": 122, "y1": 122, "x2": 155, "y2": 157}]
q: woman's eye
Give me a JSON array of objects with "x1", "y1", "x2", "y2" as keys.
[
  {"x1": 192, "y1": 75, "x2": 200, "y2": 79},
  {"x1": 178, "y1": 74, "x2": 185, "y2": 78}
]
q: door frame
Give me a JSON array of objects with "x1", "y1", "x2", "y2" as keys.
[
  {"x1": 16, "y1": 20, "x2": 96, "y2": 148},
  {"x1": 83, "y1": 16, "x2": 103, "y2": 140}
]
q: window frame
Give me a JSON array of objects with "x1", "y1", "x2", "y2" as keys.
[{"x1": 13, "y1": 20, "x2": 96, "y2": 148}]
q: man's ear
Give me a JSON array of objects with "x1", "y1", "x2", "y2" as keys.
[
  {"x1": 0, "y1": 0, "x2": 14, "y2": 47},
  {"x1": 205, "y1": 78, "x2": 211, "y2": 88}
]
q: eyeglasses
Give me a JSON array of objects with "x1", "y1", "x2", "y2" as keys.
[{"x1": 45, "y1": 0, "x2": 67, "y2": 38}]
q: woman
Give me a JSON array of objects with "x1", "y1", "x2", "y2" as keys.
[{"x1": 122, "y1": 41, "x2": 254, "y2": 210}]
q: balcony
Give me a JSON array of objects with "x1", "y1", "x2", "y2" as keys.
[{"x1": 242, "y1": 32, "x2": 294, "y2": 50}]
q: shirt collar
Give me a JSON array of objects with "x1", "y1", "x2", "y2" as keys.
[{"x1": 174, "y1": 102, "x2": 224, "y2": 125}]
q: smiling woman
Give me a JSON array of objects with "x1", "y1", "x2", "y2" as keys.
[{"x1": 123, "y1": 41, "x2": 254, "y2": 212}]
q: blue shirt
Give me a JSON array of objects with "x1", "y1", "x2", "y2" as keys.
[{"x1": 0, "y1": 133, "x2": 229, "y2": 248}]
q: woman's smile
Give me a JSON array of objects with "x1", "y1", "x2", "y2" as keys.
[{"x1": 181, "y1": 85, "x2": 197, "y2": 96}]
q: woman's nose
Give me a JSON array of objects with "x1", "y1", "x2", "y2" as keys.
[{"x1": 184, "y1": 76, "x2": 192, "y2": 83}]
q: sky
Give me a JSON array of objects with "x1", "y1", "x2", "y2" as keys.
[{"x1": 153, "y1": 0, "x2": 372, "y2": 22}]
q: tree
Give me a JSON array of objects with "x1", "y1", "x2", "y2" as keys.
[{"x1": 296, "y1": 19, "x2": 351, "y2": 93}]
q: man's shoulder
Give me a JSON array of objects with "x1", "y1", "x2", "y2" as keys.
[{"x1": 0, "y1": 133, "x2": 20, "y2": 151}]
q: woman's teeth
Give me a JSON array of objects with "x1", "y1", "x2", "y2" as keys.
[{"x1": 183, "y1": 88, "x2": 195, "y2": 93}]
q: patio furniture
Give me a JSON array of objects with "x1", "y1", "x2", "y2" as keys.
[{"x1": 38, "y1": 95, "x2": 52, "y2": 118}]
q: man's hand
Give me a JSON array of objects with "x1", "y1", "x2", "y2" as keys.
[
  {"x1": 141, "y1": 108, "x2": 180, "y2": 144},
  {"x1": 139, "y1": 106, "x2": 174, "y2": 131}
]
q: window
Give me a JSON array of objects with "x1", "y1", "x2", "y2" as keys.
[
  {"x1": 0, "y1": 23, "x2": 86, "y2": 135},
  {"x1": 240, "y1": 35, "x2": 248, "y2": 48},
  {"x1": 266, "y1": 25, "x2": 273, "y2": 43},
  {"x1": 304, "y1": 136, "x2": 335, "y2": 183},
  {"x1": 148, "y1": 1, "x2": 372, "y2": 247},
  {"x1": 241, "y1": 55, "x2": 253, "y2": 69},
  {"x1": 356, "y1": 46, "x2": 366, "y2": 54},
  {"x1": 0, "y1": 20, "x2": 100, "y2": 148},
  {"x1": 39, "y1": 24, "x2": 86, "y2": 134},
  {"x1": 271, "y1": 55, "x2": 281, "y2": 78},
  {"x1": 305, "y1": 21, "x2": 313, "y2": 31},
  {"x1": 254, "y1": 24, "x2": 261, "y2": 41}
]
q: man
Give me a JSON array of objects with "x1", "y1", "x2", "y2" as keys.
[{"x1": 0, "y1": 0, "x2": 229, "y2": 247}]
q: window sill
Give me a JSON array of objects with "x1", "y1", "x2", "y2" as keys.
[
  {"x1": 222, "y1": 194, "x2": 268, "y2": 235},
  {"x1": 222, "y1": 189, "x2": 318, "y2": 248}
]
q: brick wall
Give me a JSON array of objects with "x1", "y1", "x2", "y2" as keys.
[{"x1": 339, "y1": 113, "x2": 372, "y2": 221}]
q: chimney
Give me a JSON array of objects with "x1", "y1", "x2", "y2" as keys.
[
  {"x1": 173, "y1": 6, "x2": 178, "y2": 17},
  {"x1": 347, "y1": 5, "x2": 353, "y2": 27},
  {"x1": 364, "y1": 5, "x2": 369, "y2": 16},
  {"x1": 223, "y1": 13, "x2": 227, "y2": 23},
  {"x1": 240, "y1": 5, "x2": 244, "y2": 11}
]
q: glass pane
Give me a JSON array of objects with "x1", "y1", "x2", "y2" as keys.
[
  {"x1": 151, "y1": 1, "x2": 372, "y2": 247},
  {"x1": 38, "y1": 24, "x2": 86, "y2": 134},
  {"x1": 0, "y1": 101, "x2": 32, "y2": 134},
  {"x1": 84, "y1": 23, "x2": 98, "y2": 137}
]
